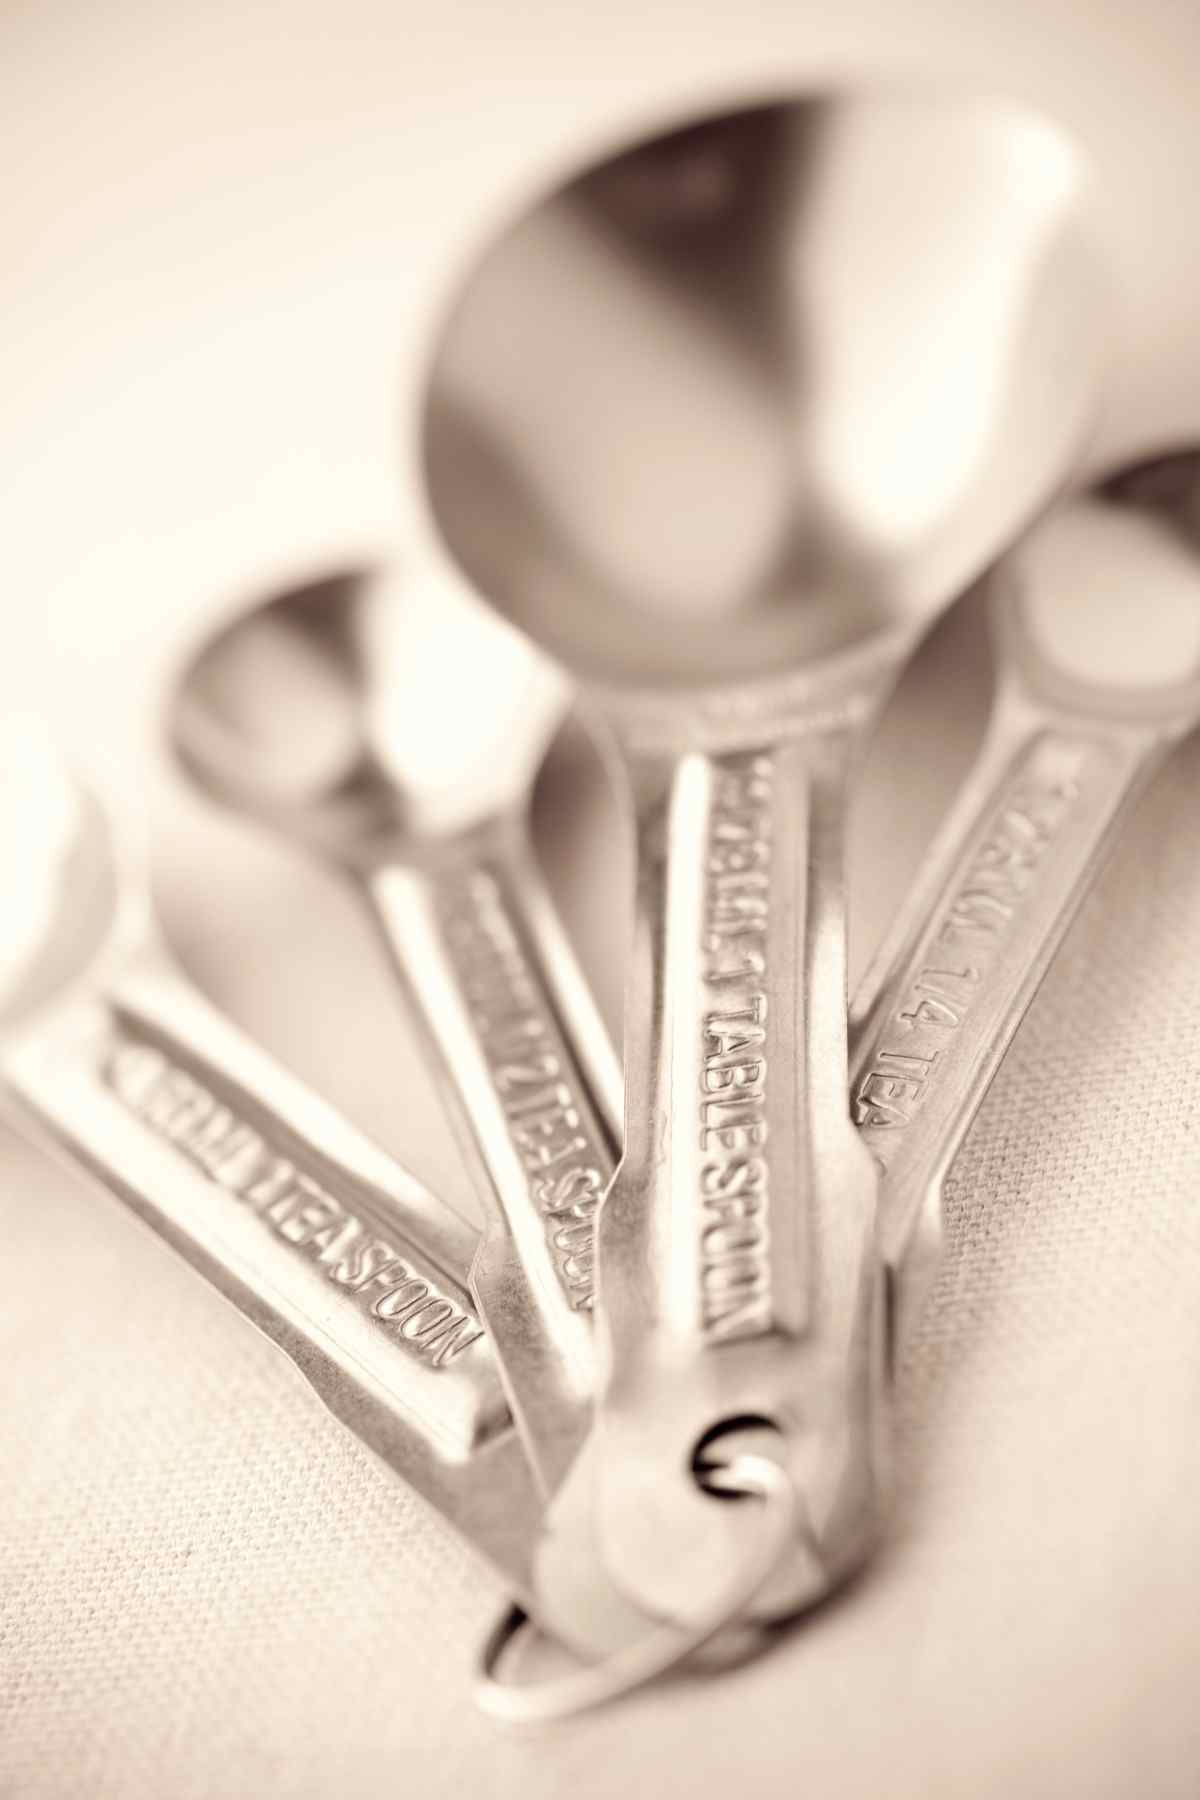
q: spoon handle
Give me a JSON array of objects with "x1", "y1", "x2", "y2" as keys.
[
  {"x1": 850, "y1": 641, "x2": 1188, "y2": 1312},
  {"x1": 1, "y1": 946, "x2": 542, "y2": 1595},
  {"x1": 583, "y1": 725, "x2": 887, "y2": 1630},
  {"x1": 364, "y1": 816, "x2": 620, "y2": 1499}
]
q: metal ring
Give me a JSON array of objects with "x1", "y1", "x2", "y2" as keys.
[{"x1": 474, "y1": 1449, "x2": 798, "y2": 1724}]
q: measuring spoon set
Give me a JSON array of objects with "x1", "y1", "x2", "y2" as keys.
[{"x1": 3, "y1": 86, "x2": 1197, "y2": 1719}]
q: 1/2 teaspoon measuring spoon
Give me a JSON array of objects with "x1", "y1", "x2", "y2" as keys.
[{"x1": 171, "y1": 561, "x2": 621, "y2": 1501}]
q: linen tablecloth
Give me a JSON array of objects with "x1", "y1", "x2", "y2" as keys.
[{"x1": 4, "y1": 2, "x2": 1200, "y2": 1793}]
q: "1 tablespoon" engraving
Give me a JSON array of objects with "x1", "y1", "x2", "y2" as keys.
[
  {"x1": 0, "y1": 741, "x2": 541, "y2": 1594},
  {"x1": 851, "y1": 450, "x2": 1200, "y2": 1347}
]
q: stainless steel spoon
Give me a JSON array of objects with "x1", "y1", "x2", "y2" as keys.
[
  {"x1": 0, "y1": 733, "x2": 541, "y2": 1589},
  {"x1": 423, "y1": 89, "x2": 1108, "y2": 1636},
  {"x1": 852, "y1": 448, "x2": 1200, "y2": 1351},
  {"x1": 170, "y1": 560, "x2": 621, "y2": 1500}
]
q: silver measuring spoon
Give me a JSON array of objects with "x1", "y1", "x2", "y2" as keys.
[
  {"x1": 424, "y1": 89, "x2": 1108, "y2": 1642},
  {"x1": 0, "y1": 733, "x2": 541, "y2": 1592},
  {"x1": 171, "y1": 561, "x2": 621, "y2": 1500},
  {"x1": 852, "y1": 448, "x2": 1200, "y2": 1350}
]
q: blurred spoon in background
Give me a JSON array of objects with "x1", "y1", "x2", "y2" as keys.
[
  {"x1": 0, "y1": 736, "x2": 540, "y2": 1587},
  {"x1": 851, "y1": 446, "x2": 1200, "y2": 1354},
  {"x1": 171, "y1": 561, "x2": 621, "y2": 1502}
]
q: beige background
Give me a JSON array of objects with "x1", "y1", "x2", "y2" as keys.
[{"x1": 4, "y1": 2, "x2": 1200, "y2": 1795}]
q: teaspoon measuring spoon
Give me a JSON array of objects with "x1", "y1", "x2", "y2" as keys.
[
  {"x1": 171, "y1": 562, "x2": 621, "y2": 1500},
  {"x1": 0, "y1": 734, "x2": 541, "y2": 1590},
  {"x1": 424, "y1": 89, "x2": 1108, "y2": 1637},
  {"x1": 852, "y1": 449, "x2": 1200, "y2": 1347}
]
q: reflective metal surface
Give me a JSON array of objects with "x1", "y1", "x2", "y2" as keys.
[
  {"x1": 423, "y1": 87, "x2": 1108, "y2": 1636},
  {"x1": 425, "y1": 92, "x2": 1103, "y2": 698},
  {"x1": 0, "y1": 740, "x2": 541, "y2": 1593},
  {"x1": 851, "y1": 447, "x2": 1200, "y2": 1347},
  {"x1": 476, "y1": 1447, "x2": 799, "y2": 1724},
  {"x1": 171, "y1": 563, "x2": 621, "y2": 1499}
]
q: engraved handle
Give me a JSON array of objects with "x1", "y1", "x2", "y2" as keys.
[
  {"x1": 589, "y1": 731, "x2": 886, "y2": 1628},
  {"x1": 850, "y1": 686, "x2": 1170, "y2": 1279},
  {"x1": 0, "y1": 956, "x2": 542, "y2": 1593},
  {"x1": 364, "y1": 816, "x2": 621, "y2": 1499}
]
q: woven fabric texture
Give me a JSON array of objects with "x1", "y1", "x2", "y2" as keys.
[
  {"x1": 5, "y1": 1, "x2": 1200, "y2": 1792},
  {"x1": 3, "y1": 669, "x2": 1199, "y2": 1800}
]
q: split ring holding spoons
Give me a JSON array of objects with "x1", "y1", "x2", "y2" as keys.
[{"x1": 476, "y1": 1445, "x2": 802, "y2": 1724}]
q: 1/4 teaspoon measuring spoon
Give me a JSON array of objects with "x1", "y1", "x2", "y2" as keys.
[
  {"x1": 852, "y1": 448, "x2": 1200, "y2": 1347},
  {"x1": 424, "y1": 88, "x2": 1108, "y2": 1640},
  {"x1": 0, "y1": 734, "x2": 541, "y2": 1592},
  {"x1": 171, "y1": 562, "x2": 621, "y2": 1501}
]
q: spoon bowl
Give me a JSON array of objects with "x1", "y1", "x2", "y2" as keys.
[
  {"x1": 0, "y1": 728, "x2": 119, "y2": 1030},
  {"x1": 424, "y1": 90, "x2": 1105, "y2": 696},
  {"x1": 173, "y1": 563, "x2": 569, "y2": 856},
  {"x1": 1006, "y1": 448, "x2": 1200, "y2": 705}
]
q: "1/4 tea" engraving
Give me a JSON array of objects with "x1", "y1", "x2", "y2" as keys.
[
  {"x1": 104, "y1": 1036, "x2": 485, "y2": 1366},
  {"x1": 437, "y1": 870, "x2": 606, "y2": 1312},
  {"x1": 698, "y1": 753, "x2": 773, "y2": 1343},
  {"x1": 855, "y1": 737, "x2": 1088, "y2": 1145}
]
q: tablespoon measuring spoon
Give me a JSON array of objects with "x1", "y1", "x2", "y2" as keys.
[
  {"x1": 509, "y1": 448, "x2": 1200, "y2": 1676},
  {"x1": 171, "y1": 561, "x2": 621, "y2": 1500},
  {"x1": 0, "y1": 733, "x2": 542, "y2": 1589},
  {"x1": 424, "y1": 88, "x2": 1107, "y2": 1639},
  {"x1": 852, "y1": 448, "x2": 1200, "y2": 1349}
]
